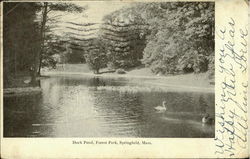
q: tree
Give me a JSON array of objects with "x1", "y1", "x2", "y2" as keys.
[
  {"x1": 3, "y1": 2, "x2": 41, "y2": 87},
  {"x1": 42, "y1": 34, "x2": 67, "y2": 68},
  {"x1": 84, "y1": 38, "x2": 107, "y2": 74},
  {"x1": 140, "y1": 2, "x2": 214, "y2": 75},
  {"x1": 100, "y1": 7, "x2": 149, "y2": 69},
  {"x1": 62, "y1": 22, "x2": 99, "y2": 64},
  {"x1": 35, "y1": 2, "x2": 86, "y2": 78}
]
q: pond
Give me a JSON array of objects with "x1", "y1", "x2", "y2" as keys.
[{"x1": 4, "y1": 75, "x2": 215, "y2": 137}]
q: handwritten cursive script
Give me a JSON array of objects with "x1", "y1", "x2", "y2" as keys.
[{"x1": 215, "y1": 17, "x2": 248, "y2": 157}]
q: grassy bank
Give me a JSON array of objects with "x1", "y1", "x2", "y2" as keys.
[{"x1": 42, "y1": 64, "x2": 214, "y2": 92}]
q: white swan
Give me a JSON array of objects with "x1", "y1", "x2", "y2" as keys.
[{"x1": 154, "y1": 101, "x2": 167, "y2": 111}]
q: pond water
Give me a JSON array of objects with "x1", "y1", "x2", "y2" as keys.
[{"x1": 4, "y1": 75, "x2": 215, "y2": 137}]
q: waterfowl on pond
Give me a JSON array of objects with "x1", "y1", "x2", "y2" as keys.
[
  {"x1": 202, "y1": 113, "x2": 214, "y2": 124},
  {"x1": 154, "y1": 101, "x2": 167, "y2": 111}
]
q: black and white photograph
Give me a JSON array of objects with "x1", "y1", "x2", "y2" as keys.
[{"x1": 3, "y1": 1, "x2": 215, "y2": 138}]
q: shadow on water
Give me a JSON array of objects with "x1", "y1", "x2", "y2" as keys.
[
  {"x1": 4, "y1": 75, "x2": 215, "y2": 137},
  {"x1": 98, "y1": 70, "x2": 116, "y2": 74}
]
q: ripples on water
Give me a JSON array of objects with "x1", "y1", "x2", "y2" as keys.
[{"x1": 4, "y1": 75, "x2": 215, "y2": 137}]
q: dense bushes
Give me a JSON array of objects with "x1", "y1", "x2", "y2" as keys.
[{"x1": 116, "y1": 68, "x2": 126, "y2": 74}]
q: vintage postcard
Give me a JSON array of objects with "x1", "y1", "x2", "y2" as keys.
[{"x1": 0, "y1": 0, "x2": 248, "y2": 158}]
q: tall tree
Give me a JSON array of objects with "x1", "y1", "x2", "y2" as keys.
[
  {"x1": 139, "y1": 2, "x2": 214, "y2": 75},
  {"x1": 100, "y1": 7, "x2": 149, "y2": 69},
  {"x1": 84, "y1": 38, "x2": 107, "y2": 74},
  {"x1": 99, "y1": 2, "x2": 214, "y2": 76},
  {"x1": 3, "y1": 2, "x2": 41, "y2": 87},
  {"x1": 35, "y1": 2, "x2": 86, "y2": 78}
]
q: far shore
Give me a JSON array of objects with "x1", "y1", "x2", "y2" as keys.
[
  {"x1": 3, "y1": 64, "x2": 214, "y2": 94},
  {"x1": 41, "y1": 64, "x2": 214, "y2": 93}
]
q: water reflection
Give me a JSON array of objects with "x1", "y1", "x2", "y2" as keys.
[{"x1": 4, "y1": 75, "x2": 214, "y2": 137}]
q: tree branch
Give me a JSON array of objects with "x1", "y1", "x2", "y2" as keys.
[
  {"x1": 46, "y1": 8, "x2": 52, "y2": 14},
  {"x1": 5, "y1": 3, "x2": 21, "y2": 16}
]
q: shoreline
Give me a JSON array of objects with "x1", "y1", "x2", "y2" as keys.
[
  {"x1": 42, "y1": 71, "x2": 214, "y2": 93},
  {"x1": 3, "y1": 64, "x2": 214, "y2": 95},
  {"x1": 4, "y1": 87, "x2": 42, "y2": 97}
]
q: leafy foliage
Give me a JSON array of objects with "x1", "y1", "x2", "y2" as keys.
[
  {"x1": 97, "y1": 2, "x2": 214, "y2": 77},
  {"x1": 3, "y1": 2, "x2": 41, "y2": 86},
  {"x1": 66, "y1": 49, "x2": 86, "y2": 64},
  {"x1": 100, "y1": 7, "x2": 149, "y2": 69},
  {"x1": 140, "y1": 2, "x2": 214, "y2": 75},
  {"x1": 42, "y1": 35, "x2": 67, "y2": 68},
  {"x1": 47, "y1": 2, "x2": 85, "y2": 13},
  {"x1": 4, "y1": 3, "x2": 40, "y2": 71},
  {"x1": 3, "y1": 2, "x2": 215, "y2": 85},
  {"x1": 36, "y1": 2, "x2": 87, "y2": 75},
  {"x1": 84, "y1": 38, "x2": 107, "y2": 74}
]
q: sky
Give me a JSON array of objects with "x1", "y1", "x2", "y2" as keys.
[
  {"x1": 73, "y1": 1, "x2": 131, "y2": 23},
  {"x1": 49, "y1": 1, "x2": 131, "y2": 38}
]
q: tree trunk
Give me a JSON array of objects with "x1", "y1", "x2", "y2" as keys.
[
  {"x1": 38, "y1": 55, "x2": 42, "y2": 76},
  {"x1": 37, "y1": 2, "x2": 48, "y2": 76},
  {"x1": 30, "y1": 67, "x2": 37, "y2": 86},
  {"x1": 31, "y1": 2, "x2": 48, "y2": 83}
]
